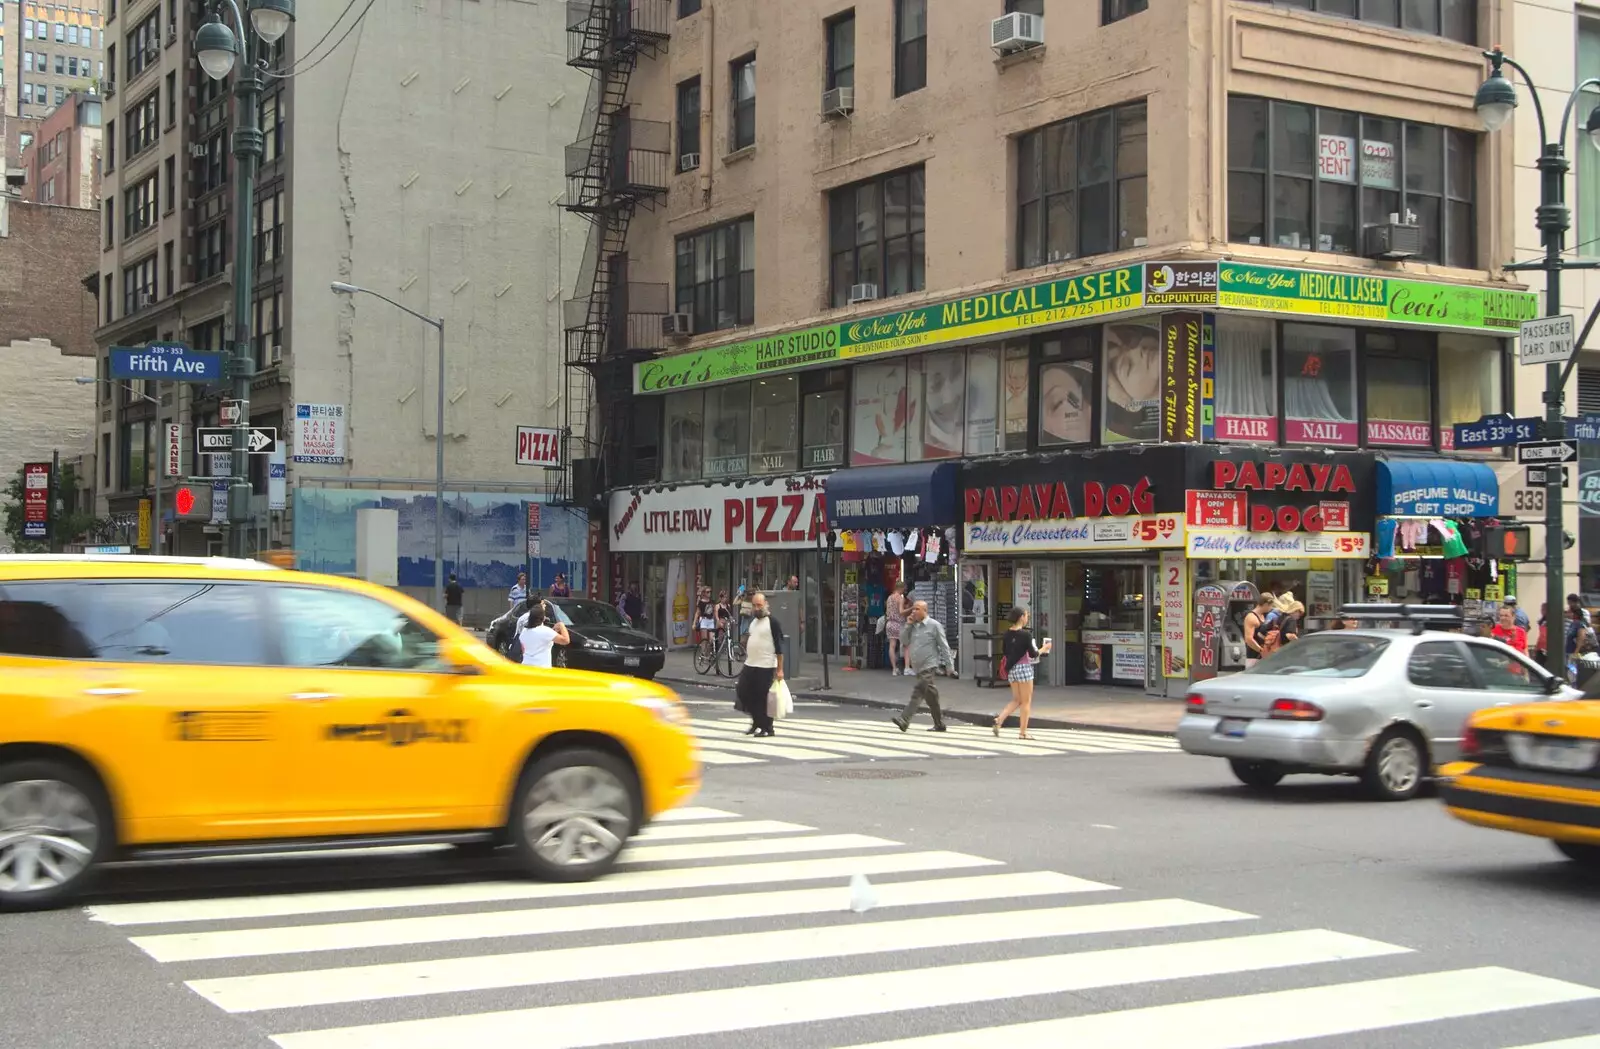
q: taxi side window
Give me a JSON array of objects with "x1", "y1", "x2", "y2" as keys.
[
  {"x1": 1406, "y1": 641, "x2": 1478, "y2": 690},
  {"x1": 274, "y1": 587, "x2": 444, "y2": 671},
  {"x1": 0, "y1": 581, "x2": 264, "y2": 664},
  {"x1": 1465, "y1": 642, "x2": 1545, "y2": 693}
]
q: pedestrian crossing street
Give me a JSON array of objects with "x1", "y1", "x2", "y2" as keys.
[
  {"x1": 84, "y1": 805, "x2": 1600, "y2": 1048},
  {"x1": 685, "y1": 707, "x2": 1181, "y2": 765}
]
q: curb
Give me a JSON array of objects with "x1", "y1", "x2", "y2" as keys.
[{"x1": 658, "y1": 673, "x2": 1179, "y2": 739}]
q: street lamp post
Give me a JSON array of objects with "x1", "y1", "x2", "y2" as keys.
[
  {"x1": 194, "y1": 0, "x2": 294, "y2": 558},
  {"x1": 331, "y1": 281, "x2": 448, "y2": 611},
  {"x1": 1475, "y1": 48, "x2": 1600, "y2": 675},
  {"x1": 77, "y1": 376, "x2": 162, "y2": 554}
]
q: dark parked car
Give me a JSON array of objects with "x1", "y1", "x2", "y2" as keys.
[{"x1": 488, "y1": 598, "x2": 665, "y2": 679}]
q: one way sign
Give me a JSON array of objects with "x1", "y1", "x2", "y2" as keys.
[
  {"x1": 1516, "y1": 439, "x2": 1578, "y2": 464},
  {"x1": 196, "y1": 426, "x2": 279, "y2": 454}
]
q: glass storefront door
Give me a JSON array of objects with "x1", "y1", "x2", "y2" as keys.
[{"x1": 1145, "y1": 562, "x2": 1166, "y2": 696}]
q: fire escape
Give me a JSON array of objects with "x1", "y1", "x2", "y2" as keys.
[{"x1": 560, "y1": 0, "x2": 672, "y2": 505}]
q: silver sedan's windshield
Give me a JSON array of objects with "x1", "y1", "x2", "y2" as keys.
[{"x1": 1245, "y1": 634, "x2": 1389, "y2": 678}]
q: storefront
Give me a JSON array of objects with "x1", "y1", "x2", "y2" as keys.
[
  {"x1": 606, "y1": 473, "x2": 829, "y2": 647},
  {"x1": 959, "y1": 446, "x2": 1376, "y2": 694},
  {"x1": 1372, "y1": 458, "x2": 1510, "y2": 619},
  {"x1": 824, "y1": 461, "x2": 962, "y2": 669}
]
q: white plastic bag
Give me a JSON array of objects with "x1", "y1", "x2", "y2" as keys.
[
  {"x1": 767, "y1": 678, "x2": 793, "y2": 719},
  {"x1": 849, "y1": 873, "x2": 879, "y2": 913}
]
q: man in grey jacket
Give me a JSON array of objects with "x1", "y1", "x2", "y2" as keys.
[{"x1": 893, "y1": 599, "x2": 953, "y2": 733}]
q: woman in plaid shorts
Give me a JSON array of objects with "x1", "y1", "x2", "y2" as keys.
[{"x1": 993, "y1": 606, "x2": 1051, "y2": 739}]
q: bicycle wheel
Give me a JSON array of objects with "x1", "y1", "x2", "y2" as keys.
[
  {"x1": 729, "y1": 641, "x2": 746, "y2": 675},
  {"x1": 694, "y1": 638, "x2": 716, "y2": 675}
]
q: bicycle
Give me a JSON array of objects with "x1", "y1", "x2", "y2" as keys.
[{"x1": 695, "y1": 625, "x2": 745, "y2": 677}]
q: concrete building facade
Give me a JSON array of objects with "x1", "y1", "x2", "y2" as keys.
[
  {"x1": 1, "y1": 0, "x2": 105, "y2": 122},
  {"x1": 16, "y1": 88, "x2": 100, "y2": 204}
]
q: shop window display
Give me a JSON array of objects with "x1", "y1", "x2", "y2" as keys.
[
  {"x1": 1364, "y1": 332, "x2": 1432, "y2": 448},
  {"x1": 1438, "y1": 333, "x2": 1504, "y2": 447},
  {"x1": 1212, "y1": 316, "x2": 1277, "y2": 442},
  {"x1": 1102, "y1": 320, "x2": 1161, "y2": 444},
  {"x1": 911, "y1": 351, "x2": 967, "y2": 460},
  {"x1": 965, "y1": 348, "x2": 1002, "y2": 456},
  {"x1": 704, "y1": 382, "x2": 752, "y2": 478},
  {"x1": 662, "y1": 389, "x2": 705, "y2": 482},
  {"x1": 1036, "y1": 331, "x2": 1097, "y2": 447},
  {"x1": 802, "y1": 369, "x2": 848, "y2": 470},
  {"x1": 750, "y1": 376, "x2": 799, "y2": 474},
  {"x1": 1282, "y1": 323, "x2": 1357, "y2": 446},
  {"x1": 851, "y1": 360, "x2": 912, "y2": 465},
  {"x1": 1003, "y1": 344, "x2": 1031, "y2": 452}
]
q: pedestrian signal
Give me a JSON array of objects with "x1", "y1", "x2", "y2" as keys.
[
  {"x1": 1482, "y1": 525, "x2": 1531, "y2": 561},
  {"x1": 172, "y1": 484, "x2": 213, "y2": 520}
]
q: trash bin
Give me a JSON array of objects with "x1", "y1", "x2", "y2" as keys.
[{"x1": 1574, "y1": 653, "x2": 1600, "y2": 690}]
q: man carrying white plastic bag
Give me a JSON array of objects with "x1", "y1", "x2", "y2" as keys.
[
  {"x1": 767, "y1": 676, "x2": 793, "y2": 721},
  {"x1": 736, "y1": 590, "x2": 785, "y2": 737}
]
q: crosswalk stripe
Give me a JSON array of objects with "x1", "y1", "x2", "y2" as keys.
[
  {"x1": 768, "y1": 717, "x2": 1176, "y2": 755},
  {"x1": 634, "y1": 819, "x2": 812, "y2": 841},
  {"x1": 191, "y1": 898, "x2": 1253, "y2": 1013},
  {"x1": 747, "y1": 720, "x2": 1144, "y2": 756},
  {"x1": 696, "y1": 720, "x2": 1008, "y2": 757},
  {"x1": 693, "y1": 723, "x2": 949, "y2": 758},
  {"x1": 1499, "y1": 1038, "x2": 1600, "y2": 1048},
  {"x1": 266, "y1": 929, "x2": 1402, "y2": 1049},
  {"x1": 131, "y1": 870, "x2": 1114, "y2": 963},
  {"x1": 722, "y1": 718, "x2": 1090, "y2": 758},
  {"x1": 693, "y1": 738, "x2": 851, "y2": 760},
  {"x1": 617, "y1": 833, "x2": 898, "y2": 865},
  {"x1": 87, "y1": 849, "x2": 999, "y2": 927},
  {"x1": 652, "y1": 807, "x2": 742, "y2": 821},
  {"x1": 836, "y1": 967, "x2": 1600, "y2": 1049},
  {"x1": 694, "y1": 749, "x2": 763, "y2": 765}
]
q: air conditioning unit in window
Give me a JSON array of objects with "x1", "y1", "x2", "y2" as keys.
[
  {"x1": 103, "y1": 79, "x2": 116, "y2": 98},
  {"x1": 166, "y1": 23, "x2": 176, "y2": 45},
  {"x1": 1363, "y1": 221, "x2": 1422, "y2": 261},
  {"x1": 270, "y1": 344, "x2": 282, "y2": 363},
  {"x1": 136, "y1": 291, "x2": 154, "y2": 309},
  {"x1": 848, "y1": 283, "x2": 879, "y2": 305},
  {"x1": 678, "y1": 151, "x2": 699, "y2": 173},
  {"x1": 822, "y1": 86, "x2": 855, "y2": 118},
  {"x1": 143, "y1": 45, "x2": 159, "y2": 64},
  {"x1": 188, "y1": 143, "x2": 206, "y2": 157},
  {"x1": 992, "y1": 12, "x2": 1044, "y2": 54},
  {"x1": 661, "y1": 312, "x2": 694, "y2": 338}
]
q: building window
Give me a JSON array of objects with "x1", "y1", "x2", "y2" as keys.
[
  {"x1": 829, "y1": 165, "x2": 925, "y2": 306},
  {"x1": 1038, "y1": 331, "x2": 1101, "y2": 446},
  {"x1": 1226, "y1": 95, "x2": 1476, "y2": 267},
  {"x1": 851, "y1": 360, "x2": 907, "y2": 463},
  {"x1": 122, "y1": 172, "x2": 156, "y2": 238},
  {"x1": 55, "y1": 53, "x2": 64, "y2": 74},
  {"x1": 675, "y1": 216, "x2": 755, "y2": 334},
  {"x1": 1438, "y1": 333, "x2": 1504, "y2": 445},
  {"x1": 194, "y1": 222, "x2": 226, "y2": 281},
  {"x1": 125, "y1": 87, "x2": 158, "y2": 158},
  {"x1": 729, "y1": 54, "x2": 755, "y2": 151},
  {"x1": 1213, "y1": 316, "x2": 1278, "y2": 442},
  {"x1": 1582, "y1": 21, "x2": 1600, "y2": 254},
  {"x1": 750, "y1": 375, "x2": 800, "y2": 474},
  {"x1": 1006, "y1": 0, "x2": 1045, "y2": 13},
  {"x1": 127, "y1": 9, "x2": 160, "y2": 80},
  {"x1": 679, "y1": 0, "x2": 700, "y2": 15},
  {"x1": 68, "y1": 23, "x2": 78, "y2": 44},
  {"x1": 165, "y1": 71, "x2": 176, "y2": 126},
  {"x1": 676, "y1": 77, "x2": 700, "y2": 163},
  {"x1": 260, "y1": 92, "x2": 282, "y2": 163},
  {"x1": 253, "y1": 291, "x2": 282, "y2": 367},
  {"x1": 1283, "y1": 323, "x2": 1358, "y2": 446},
  {"x1": 104, "y1": 119, "x2": 114, "y2": 170},
  {"x1": 103, "y1": 274, "x2": 113, "y2": 324},
  {"x1": 801, "y1": 368, "x2": 848, "y2": 468},
  {"x1": 256, "y1": 188, "x2": 284, "y2": 265},
  {"x1": 1240, "y1": 0, "x2": 1474, "y2": 43},
  {"x1": 1017, "y1": 101, "x2": 1147, "y2": 267},
  {"x1": 198, "y1": 130, "x2": 226, "y2": 194},
  {"x1": 661, "y1": 389, "x2": 704, "y2": 482},
  {"x1": 894, "y1": 0, "x2": 926, "y2": 96},
  {"x1": 704, "y1": 382, "x2": 752, "y2": 478},
  {"x1": 121, "y1": 254, "x2": 157, "y2": 315},
  {"x1": 163, "y1": 155, "x2": 175, "y2": 212},
  {"x1": 103, "y1": 197, "x2": 114, "y2": 247},
  {"x1": 119, "y1": 420, "x2": 149, "y2": 491},
  {"x1": 826, "y1": 11, "x2": 855, "y2": 92},
  {"x1": 55, "y1": 86, "x2": 66, "y2": 106},
  {"x1": 163, "y1": 240, "x2": 174, "y2": 297},
  {"x1": 24, "y1": 19, "x2": 33, "y2": 38},
  {"x1": 1364, "y1": 330, "x2": 1432, "y2": 447}
]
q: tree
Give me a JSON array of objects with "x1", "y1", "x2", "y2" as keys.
[{"x1": 2, "y1": 463, "x2": 106, "y2": 552}]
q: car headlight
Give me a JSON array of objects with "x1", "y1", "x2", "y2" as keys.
[
  {"x1": 584, "y1": 637, "x2": 614, "y2": 650},
  {"x1": 634, "y1": 697, "x2": 692, "y2": 727}
]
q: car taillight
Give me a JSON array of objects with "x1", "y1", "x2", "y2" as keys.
[
  {"x1": 1461, "y1": 724, "x2": 1481, "y2": 757},
  {"x1": 1185, "y1": 692, "x2": 1206, "y2": 714},
  {"x1": 1268, "y1": 698, "x2": 1324, "y2": 721}
]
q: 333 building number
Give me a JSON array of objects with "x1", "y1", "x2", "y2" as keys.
[{"x1": 1512, "y1": 488, "x2": 1545, "y2": 513}]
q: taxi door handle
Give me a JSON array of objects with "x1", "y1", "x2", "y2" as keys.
[
  {"x1": 84, "y1": 687, "x2": 140, "y2": 697},
  {"x1": 290, "y1": 691, "x2": 339, "y2": 702}
]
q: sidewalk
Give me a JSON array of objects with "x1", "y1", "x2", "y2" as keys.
[{"x1": 656, "y1": 650, "x2": 1183, "y2": 736}]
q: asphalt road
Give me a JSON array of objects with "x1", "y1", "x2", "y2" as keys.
[{"x1": 5, "y1": 701, "x2": 1600, "y2": 1049}]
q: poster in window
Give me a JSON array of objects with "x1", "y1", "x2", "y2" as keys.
[
  {"x1": 1003, "y1": 348, "x2": 1030, "y2": 449},
  {"x1": 1102, "y1": 320, "x2": 1162, "y2": 444},
  {"x1": 919, "y1": 350, "x2": 966, "y2": 459},
  {"x1": 1037, "y1": 360, "x2": 1093, "y2": 445},
  {"x1": 851, "y1": 361, "x2": 910, "y2": 465},
  {"x1": 1362, "y1": 139, "x2": 1398, "y2": 190},
  {"x1": 965, "y1": 348, "x2": 999, "y2": 455}
]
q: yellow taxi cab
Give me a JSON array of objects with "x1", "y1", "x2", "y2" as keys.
[
  {"x1": 1439, "y1": 698, "x2": 1600, "y2": 869},
  {"x1": 0, "y1": 554, "x2": 700, "y2": 910}
]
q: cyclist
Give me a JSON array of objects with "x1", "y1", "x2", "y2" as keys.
[{"x1": 714, "y1": 589, "x2": 734, "y2": 649}]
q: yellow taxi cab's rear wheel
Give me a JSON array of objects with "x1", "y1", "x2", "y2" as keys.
[
  {"x1": 511, "y1": 748, "x2": 638, "y2": 883},
  {"x1": 1554, "y1": 841, "x2": 1600, "y2": 868},
  {"x1": 0, "y1": 760, "x2": 111, "y2": 911}
]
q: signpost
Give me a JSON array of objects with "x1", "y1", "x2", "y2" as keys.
[
  {"x1": 1517, "y1": 439, "x2": 1579, "y2": 464},
  {"x1": 21, "y1": 462, "x2": 50, "y2": 541},
  {"x1": 1520, "y1": 314, "x2": 1576, "y2": 367},
  {"x1": 1453, "y1": 413, "x2": 1542, "y2": 449},
  {"x1": 196, "y1": 426, "x2": 278, "y2": 454},
  {"x1": 109, "y1": 342, "x2": 223, "y2": 383},
  {"x1": 219, "y1": 400, "x2": 242, "y2": 425},
  {"x1": 1527, "y1": 465, "x2": 1572, "y2": 487}
]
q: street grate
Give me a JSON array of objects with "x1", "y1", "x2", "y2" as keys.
[{"x1": 815, "y1": 768, "x2": 927, "y2": 780}]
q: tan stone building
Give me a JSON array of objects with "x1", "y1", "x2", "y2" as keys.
[{"x1": 576, "y1": 0, "x2": 1561, "y2": 688}]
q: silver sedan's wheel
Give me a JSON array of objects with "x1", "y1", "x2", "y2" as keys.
[
  {"x1": 1362, "y1": 729, "x2": 1424, "y2": 801},
  {"x1": 0, "y1": 764, "x2": 107, "y2": 910},
  {"x1": 511, "y1": 749, "x2": 637, "y2": 882}
]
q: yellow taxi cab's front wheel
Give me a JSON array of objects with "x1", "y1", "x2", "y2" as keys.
[
  {"x1": 0, "y1": 760, "x2": 111, "y2": 911},
  {"x1": 511, "y1": 748, "x2": 639, "y2": 883}
]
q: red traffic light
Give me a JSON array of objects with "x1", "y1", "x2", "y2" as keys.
[
  {"x1": 1484, "y1": 525, "x2": 1531, "y2": 560},
  {"x1": 175, "y1": 486, "x2": 196, "y2": 516}
]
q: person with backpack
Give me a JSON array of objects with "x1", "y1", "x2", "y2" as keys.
[{"x1": 1242, "y1": 594, "x2": 1276, "y2": 668}]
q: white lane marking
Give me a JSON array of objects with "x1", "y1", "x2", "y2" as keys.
[
  {"x1": 768, "y1": 717, "x2": 1178, "y2": 753},
  {"x1": 634, "y1": 819, "x2": 812, "y2": 841},
  {"x1": 748, "y1": 718, "x2": 1141, "y2": 757},
  {"x1": 132, "y1": 871, "x2": 1113, "y2": 963},
  {"x1": 1499, "y1": 1038, "x2": 1600, "y2": 1049},
  {"x1": 835, "y1": 967, "x2": 1600, "y2": 1049},
  {"x1": 651, "y1": 807, "x2": 742, "y2": 822},
  {"x1": 266, "y1": 930, "x2": 1403, "y2": 1049},
  {"x1": 692, "y1": 738, "x2": 848, "y2": 761},
  {"x1": 695, "y1": 750, "x2": 763, "y2": 765},
  {"x1": 617, "y1": 833, "x2": 898, "y2": 865},
  {"x1": 695, "y1": 721, "x2": 1005, "y2": 757},
  {"x1": 191, "y1": 898, "x2": 1252, "y2": 1013},
  {"x1": 87, "y1": 850, "x2": 997, "y2": 927},
  {"x1": 692, "y1": 724, "x2": 941, "y2": 759}
]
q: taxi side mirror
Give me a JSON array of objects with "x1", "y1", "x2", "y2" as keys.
[{"x1": 1545, "y1": 674, "x2": 1566, "y2": 696}]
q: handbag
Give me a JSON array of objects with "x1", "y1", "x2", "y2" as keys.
[
  {"x1": 876, "y1": 615, "x2": 888, "y2": 636},
  {"x1": 767, "y1": 678, "x2": 793, "y2": 719}
]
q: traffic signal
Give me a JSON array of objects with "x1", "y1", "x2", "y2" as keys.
[
  {"x1": 1482, "y1": 525, "x2": 1532, "y2": 561},
  {"x1": 172, "y1": 483, "x2": 213, "y2": 521}
]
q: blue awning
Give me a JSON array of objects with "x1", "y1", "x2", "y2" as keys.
[
  {"x1": 1376, "y1": 459, "x2": 1499, "y2": 517},
  {"x1": 826, "y1": 462, "x2": 960, "y2": 530}
]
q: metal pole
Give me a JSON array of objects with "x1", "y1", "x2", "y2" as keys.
[
  {"x1": 1538, "y1": 142, "x2": 1571, "y2": 677},
  {"x1": 434, "y1": 318, "x2": 446, "y2": 611},
  {"x1": 152, "y1": 383, "x2": 162, "y2": 555},
  {"x1": 227, "y1": 23, "x2": 262, "y2": 558},
  {"x1": 50, "y1": 449, "x2": 60, "y2": 553}
]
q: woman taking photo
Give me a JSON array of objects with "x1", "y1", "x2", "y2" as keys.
[{"x1": 993, "y1": 606, "x2": 1051, "y2": 739}]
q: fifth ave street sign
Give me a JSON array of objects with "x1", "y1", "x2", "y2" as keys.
[
  {"x1": 196, "y1": 427, "x2": 279, "y2": 454},
  {"x1": 1517, "y1": 439, "x2": 1578, "y2": 464},
  {"x1": 1520, "y1": 315, "x2": 1576, "y2": 367}
]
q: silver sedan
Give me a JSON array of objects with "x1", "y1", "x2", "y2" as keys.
[{"x1": 1177, "y1": 629, "x2": 1580, "y2": 800}]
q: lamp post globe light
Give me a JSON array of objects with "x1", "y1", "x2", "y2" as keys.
[
  {"x1": 1474, "y1": 46, "x2": 1600, "y2": 676},
  {"x1": 194, "y1": 0, "x2": 295, "y2": 558}
]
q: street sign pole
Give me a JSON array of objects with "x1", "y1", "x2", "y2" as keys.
[{"x1": 153, "y1": 380, "x2": 162, "y2": 555}]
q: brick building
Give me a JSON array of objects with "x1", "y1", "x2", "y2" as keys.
[
  {"x1": 16, "y1": 89, "x2": 101, "y2": 205},
  {"x1": 1, "y1": 0, "x2": 106, "y2": 120}
]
